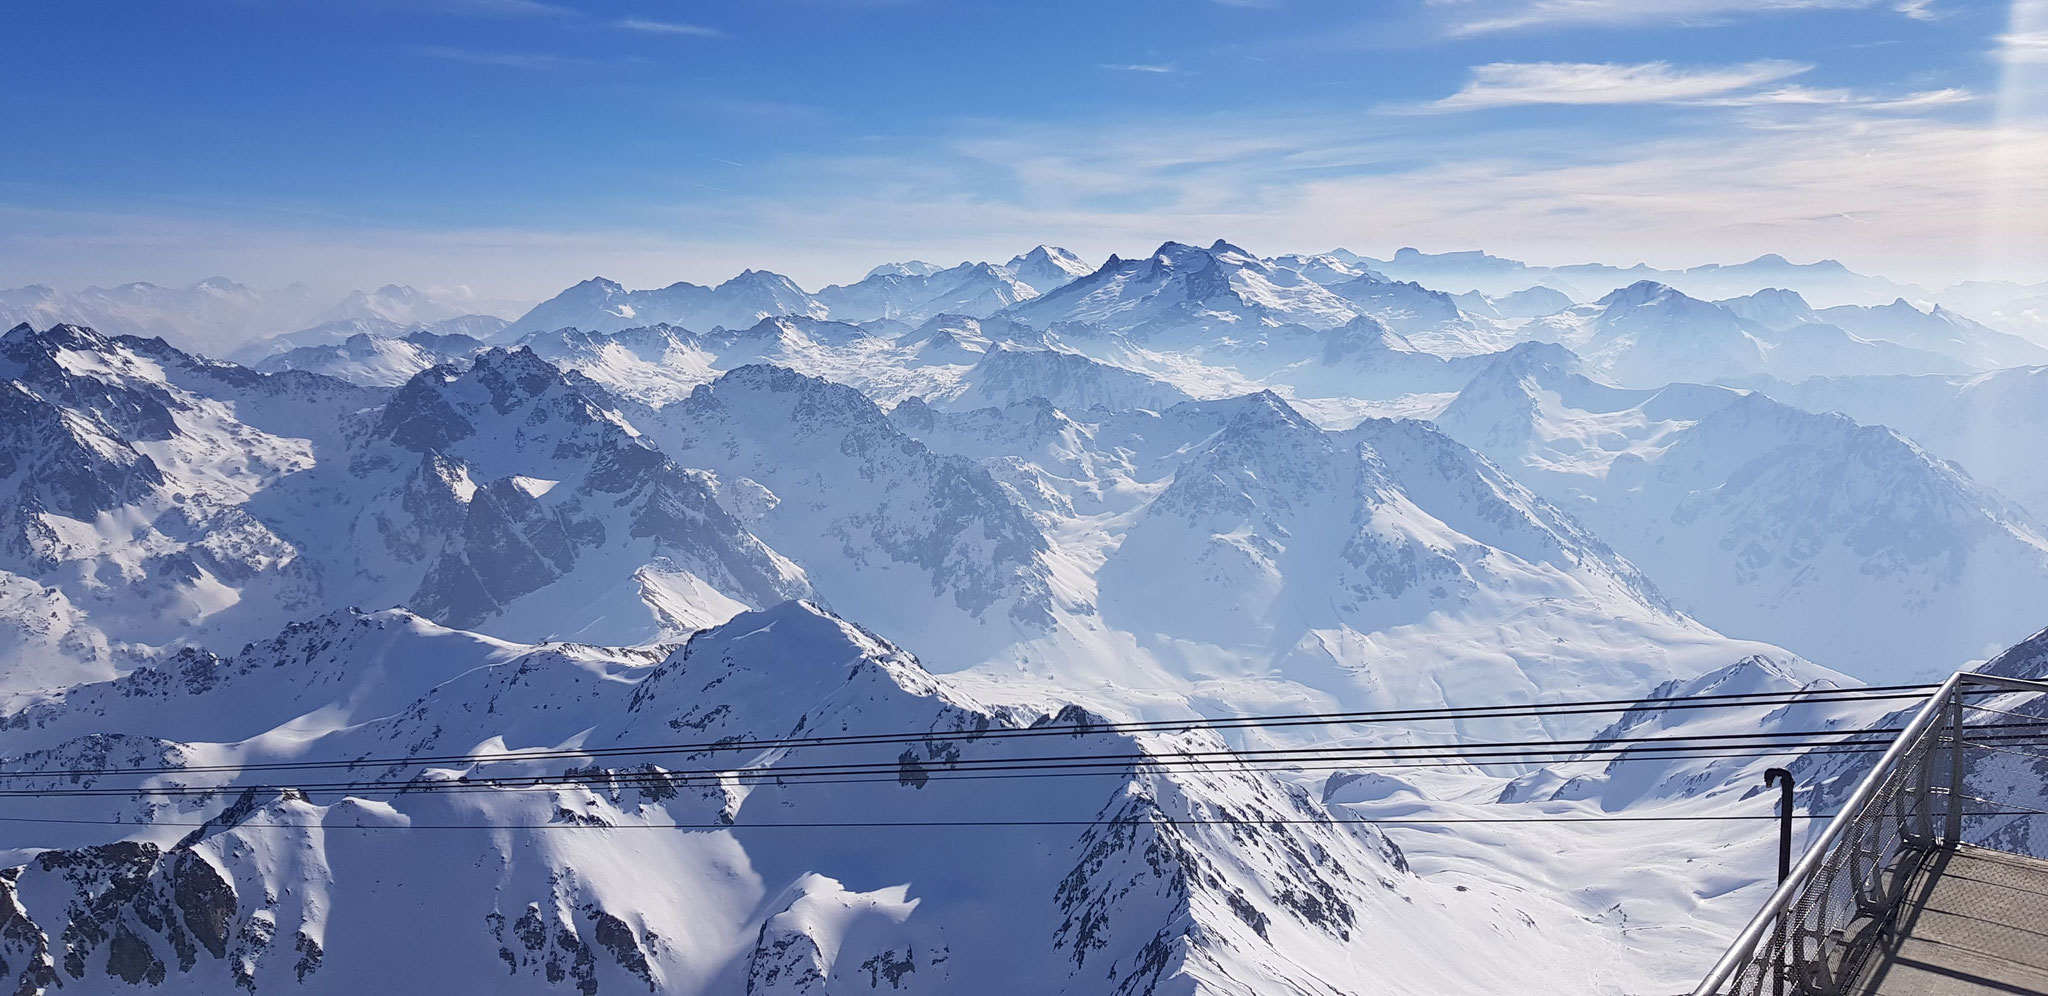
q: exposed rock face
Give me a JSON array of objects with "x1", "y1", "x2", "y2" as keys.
[
  {"x1": 490, "y1": 895, "x2": 662, "y2": 995},
  {"x1": 0, "y1": 328, "x2": 821, "y2": 665},
  {"x1": 1048, "y1": 733, "x2": 1416, "y2": 996},
  {"x1": 315, "y1": 349, "x2": 816, "y2": 640},
  {"x1": 0, "y1": 835, "x2": 264, "y2": 993},
  {"x1": 0, "y1": 326, "x2": 177, "y2": 534},
  {"x1": 744, "y1": 876, "x2": 949, "y2": 994}
]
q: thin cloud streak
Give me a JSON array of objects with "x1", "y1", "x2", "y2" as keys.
[
  {"x1": 1448, "y1": 0, "x2": 1890, "y2": 36},
  {"x1": 410, "y1": 45, "x2": 579, "y2": 71},
  {"x1": 1693, "y1": 85, "x2": 1975, "y2": 108},
  {"x1": 1428, "y1": 60, "x2": 1811, "y2": 110},
  {"x1": 616, "y1": 18, "x2": 725, "y2": 38},
  {"x1": 1997, "y1": 30, "x2": 2048, "y2": 62}
]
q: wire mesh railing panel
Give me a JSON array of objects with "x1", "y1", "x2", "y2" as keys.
[
  {"x1": 1694, "y1": 673, "x2": 2048, "y2": 996},
  {"x1": 1959, "y1": 687, "x2": 2048, "y2": 861},
  {"x1": 1696, "y1": 690, "x2": 1954, "y2": 996}
]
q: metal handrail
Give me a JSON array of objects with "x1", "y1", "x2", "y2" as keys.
[{"x1": 1690, "y1": 670, "x2": 2048, "y2": 996}]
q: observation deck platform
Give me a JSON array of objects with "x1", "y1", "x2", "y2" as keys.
[{"x1": 1848, "y1": 845, "x2": 2048, "y2": 995}]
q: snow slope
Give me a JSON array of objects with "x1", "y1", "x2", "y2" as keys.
[
  {"x1": 253, "y1": 330, "x2": 488, "y2": 387},
  {"x1": 0, "y1": 324, "x2": 376, "y2": 682},
  {"x1": 1453, "y1": 285, "x2": 1575, "y2": 320},
  {"x1": 235, "y1": 315, "x2": 508, "y2": 365},
  {"x1": 882, "y1": 384, "x2": 1788, "y2": 735},
  {"x1": 930, "y1": 345, "x2": 1194, "y2": 414}
]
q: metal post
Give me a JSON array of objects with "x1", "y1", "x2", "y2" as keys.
[
  {"x1": 1913, "y1": 730, "x2": 1934, "y2": 844},
  {"x1": 1765, "y1": 768, "x2": 1795, "y2": 996},
  {"x1": 1766, "y1": 768, "x2": 1795, "y2": 883},
  {"x1": 1943, "y1": 688, "x2": 1966, "y2": 845}
]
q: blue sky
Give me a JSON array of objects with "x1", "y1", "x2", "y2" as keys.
[{"x1": 4, "y1": 0, "x2": 2044, "y2": 297}]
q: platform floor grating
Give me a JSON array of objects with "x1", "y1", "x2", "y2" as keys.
[{"x1": 1848, "y1": 845, "x2": 2048, "y2": 995}]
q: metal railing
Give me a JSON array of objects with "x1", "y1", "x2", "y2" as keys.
[{"x1": 1690, "y1": 670, "x2": 2048, "y2": 996}]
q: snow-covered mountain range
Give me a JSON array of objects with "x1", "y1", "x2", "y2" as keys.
[
  {"x1": 1759, "y1": 364, "x2": 2048, "y2": 522},
  {"x1": 1513, "y1": 281, "x2": 2007, "y2": 388},
  {"x1": 2, "y1": 237, "x2": 2044, "y2": 995},
  {"x1": 0, "y1": 282, "x2": 520, "y2": 359},
  {"x1": 501, "y1": 247, "x2": 1091, "y2": 341},
  {"x1": 1434, "y1": 344, "x2": 2048, "y2": 679},
  {"x1": 1361, "y1": 247, "x2": 1921, "y2": 309}
]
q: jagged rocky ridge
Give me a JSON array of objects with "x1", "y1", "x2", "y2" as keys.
[{"x1": 0, "y1": 601, "x2": 1579, "y2": 995}]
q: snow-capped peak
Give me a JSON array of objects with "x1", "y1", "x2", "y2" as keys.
[
  {"x1": 1595, "y1": 279, "x2": 1684, "y2": 310},
  {"x1": 867, "y1": 259, "x2": 948, "y2": 279},
  {"x1": 1716, "y1": 287, "x2": 1816, "y2": 330}
]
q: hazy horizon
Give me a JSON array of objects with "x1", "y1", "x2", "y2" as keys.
[{"x1": 9, "y1": 0, "x2": 2045, "y2": 298}]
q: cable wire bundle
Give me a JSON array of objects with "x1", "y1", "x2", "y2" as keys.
[{"x1": 1, "y1": 681, "x2": 2041, "y2": 831}]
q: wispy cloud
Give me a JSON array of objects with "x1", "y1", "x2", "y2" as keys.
[
  {"x1": 616, "y1": 17, "x2": 725, "y2": 38},
  {"x1": 1103, "y1": 63, "x2": 1178, "y2": 74},
  {"x1": 1695, "y1": 85, "x2": 1974, "y2": 109},
  {"x1": 1448, "y1": 0, "x2": 1890, "y2": 36},
  {"x1": 410, "y1": 45, "x2": 578, "y2": 71},
  {"x1": 1996, "y1": 30, "x2": 2048, "y2": 63},
  {"x1": 1428, "y1": 60, "x2": 1810, "y2": 111}
]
